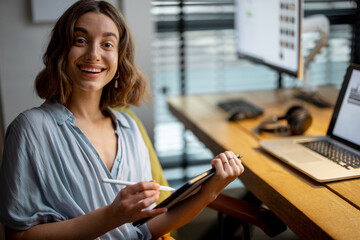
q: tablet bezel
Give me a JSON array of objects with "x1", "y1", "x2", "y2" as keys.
[{"x1": 133, "y1": 167, "x2": 216, "y2": 226}]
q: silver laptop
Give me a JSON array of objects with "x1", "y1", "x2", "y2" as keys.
[{"x1": 259, "y1": 64, "x2": 360, "y2": 182}]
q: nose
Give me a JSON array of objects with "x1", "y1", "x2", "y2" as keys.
[{"x1": 86, "y1": 43, "x2": 100, "y2": 61}]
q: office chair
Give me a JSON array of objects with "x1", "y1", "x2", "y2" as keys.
[
  {"x1": 0, "y1": 224, "x2": 4, "y2": 240},
  {"x1": 120, "y1": 107, "x2": 287, "y2": 240}
]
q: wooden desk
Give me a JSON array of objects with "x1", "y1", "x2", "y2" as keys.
[{"x1": 167, "y1": 86, "x2": 360, "y2": 240}]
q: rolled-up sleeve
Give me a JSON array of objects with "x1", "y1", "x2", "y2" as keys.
[{"x1": 135, "y1": 224, "x2": 152, "y2": 240}]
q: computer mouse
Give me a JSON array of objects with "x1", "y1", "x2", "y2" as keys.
[{"x1": 228, "y1": 111, "x2": 247, "y2": 121}]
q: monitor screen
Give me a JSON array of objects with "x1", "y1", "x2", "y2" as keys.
[{"x1": 235, "y1": 0, "x2": 302, "y2": 78}]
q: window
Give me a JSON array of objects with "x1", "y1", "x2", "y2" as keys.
[{"x1": 151, "y1": 0, "x2": 358, "y2": 186}]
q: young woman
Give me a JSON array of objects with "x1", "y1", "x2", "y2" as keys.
[{"x1": 0, "y1": 1, "x2": 244, "y2": 239}]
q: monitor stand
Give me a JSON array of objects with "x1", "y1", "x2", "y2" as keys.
[
  {"x1": 293, "y1": 85, "x2": 332, "y2": 108},
  {"x1": 277, "y1": 71, "x2": 332, "y2": 108},
  {"x1": 293, "y1": 14, "x2": 331, "y2": 108}
]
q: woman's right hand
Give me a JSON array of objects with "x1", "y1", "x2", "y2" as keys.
[
  {"x1": 109, "y1": 181, "x2": 168, "y2": 226},
  {"x1": 6, "y1": 182, "x2": 167, "y2": 240}
]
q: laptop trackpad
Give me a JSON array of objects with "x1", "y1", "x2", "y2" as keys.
[{"x1": 282, "y1": 150, "x2": 323, "y2": 163}]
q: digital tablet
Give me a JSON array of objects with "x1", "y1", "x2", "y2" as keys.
[{"x1": 133, "y1": 167, "x2": 216, "y2": 226}]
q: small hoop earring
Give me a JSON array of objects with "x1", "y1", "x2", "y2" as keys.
[{"x1": 114, "y1": 71, "x2": 120, "y2": 80}]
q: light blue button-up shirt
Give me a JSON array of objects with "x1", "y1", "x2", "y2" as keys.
[{"x1": 0, "y1": 101, "x2": 153, "y2": 239}]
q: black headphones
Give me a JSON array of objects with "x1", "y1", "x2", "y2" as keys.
[{"x1": 258, "y1": 105, "x2": 313, "y2": 135}]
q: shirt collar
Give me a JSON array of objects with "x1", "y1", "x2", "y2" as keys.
[
  {"x1": 107, "y1": 108, "x2": 131, "y2": 129},
  {"x1": 41, "y1": 101, "x2": 131, "y2": 129},
  {"x1": 42, "y1": 101, "x2": 74, "y2": 125}
]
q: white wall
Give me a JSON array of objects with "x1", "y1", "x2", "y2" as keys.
[
  {"x1": 0, "y1": 0, "x2": 155, "y2": 142},
  {"x1": 120, "y1": 0, "x2": 155, "y2": 142},
  {"x1": 0, "y1": 0, "x2": 50, "y2": 129}
]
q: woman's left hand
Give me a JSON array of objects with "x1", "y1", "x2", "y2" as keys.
[
  {"x1": 146, "y1": 150, "x2": 244, "y2": 238},
  {"x1": 201, "y1": 151, "x2": 244, "y2": 201}
]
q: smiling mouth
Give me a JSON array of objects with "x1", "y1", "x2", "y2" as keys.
[{"x1": 79, "y1": 66, "x2": 105, "y2": 73}]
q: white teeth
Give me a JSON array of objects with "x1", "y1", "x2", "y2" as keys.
[{"x1": 81, "y1": 67, "x2": 102, "y2": 73}]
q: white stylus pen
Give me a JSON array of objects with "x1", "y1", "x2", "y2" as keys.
[{"x1": 102, "y1": 178, "x2": 175, "y2": 191}]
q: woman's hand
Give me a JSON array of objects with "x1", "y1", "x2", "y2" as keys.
[
  {"x1": 146, "y1": 151, "x2": 243, "y2": 238},
  {"x1": 201, "y1": 151, "x2": 244, "y2": 202},
  {"x1": 109, "y1": 181, "x2": 167, "y2": 226}
]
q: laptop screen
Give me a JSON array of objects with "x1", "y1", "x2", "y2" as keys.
[{"x1": 329, "y1": 65, "x2": 360, "y2": 149}]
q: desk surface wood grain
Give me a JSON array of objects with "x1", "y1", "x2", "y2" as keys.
[{"x1": 167, "y1": 86, "x2": 360, "y2": 240}]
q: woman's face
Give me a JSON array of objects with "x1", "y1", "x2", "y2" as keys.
[{"x1": 66, "y1": 12, "x2": 119, "y2": 95}]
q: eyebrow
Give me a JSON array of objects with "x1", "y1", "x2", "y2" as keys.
[{"x1": 74, "y1": 27, "x2": 118, "y2": 40}]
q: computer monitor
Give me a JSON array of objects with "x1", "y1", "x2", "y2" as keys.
[{"x1": 234, "y1": 0, "x2": 303, "y2": 81}]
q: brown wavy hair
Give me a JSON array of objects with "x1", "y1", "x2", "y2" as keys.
[{"x1": 35, "y1": 0, "x2": 149, "y2": 109}]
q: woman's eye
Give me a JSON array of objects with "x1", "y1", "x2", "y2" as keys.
[
  {"x1": 104, "y1": 42, "x2": 113, "y2": 48},
  {"x1": 75, "y1": 38, "x2": 86, "y2": 45}
]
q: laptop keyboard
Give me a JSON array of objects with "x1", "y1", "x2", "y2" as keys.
[{"x1": 301, "y1": 140, "x2": 360, "y2": 169}]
